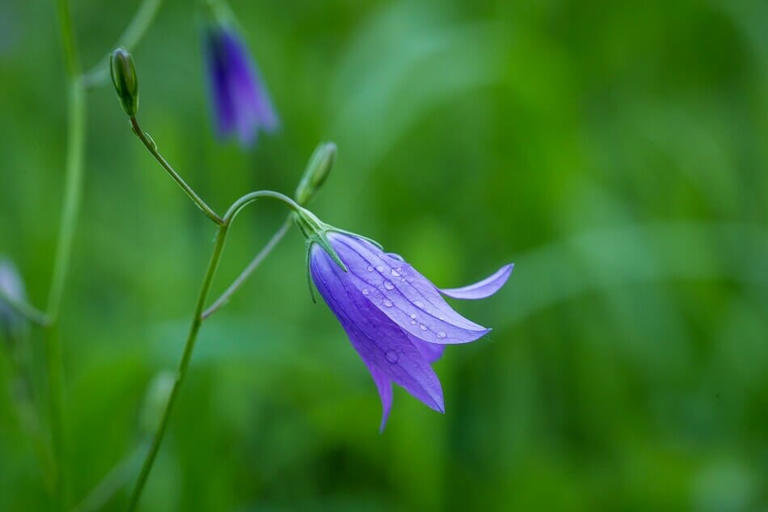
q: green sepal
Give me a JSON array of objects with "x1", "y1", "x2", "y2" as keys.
[
  {"x1": 304, "y1": 241, "x2": 317, "y2": 304},
  {"x1": 327, "y1": 228, "x2": 383, "y2": 250},
  {"x1": 309, "y1": 233, "x2": 348, "y2": 272}
]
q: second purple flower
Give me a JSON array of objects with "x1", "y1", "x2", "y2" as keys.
[{"x1": 204, "y1": 22, "x2": 278, "y2": 147}]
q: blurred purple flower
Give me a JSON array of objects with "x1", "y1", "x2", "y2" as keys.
[
  {"x1": 204, "y1": 24, "x2": 278, "y2": 147},
  {"x1": 0, "y1": 257, "x2": 27, "y2": 343},
  {"x1": 310, "y1": 231, "x2": 513, "y2": 431}
]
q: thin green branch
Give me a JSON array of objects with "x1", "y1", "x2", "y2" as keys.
[
  {"x1": 202, "y1": 216, "x2": 291, "y2": 320},
  {"x1": 127, "y1": 225, "x2": 230, "y2": 511},
  {"x1": 0, "y1": 288, "x2": 50, "y2": 326},
  {"x1": 50, "y1": 1, "x2": 86, "y2": 509},
  {"x1": 129, "y1": 116, "x2": 225, "y2": 225}
]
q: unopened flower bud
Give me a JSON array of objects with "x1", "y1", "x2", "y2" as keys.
[
  {"x1": 110, "y1": 48, "x2": 139, "y2": 116},
  {"x1": 295, "y1": 142, "x2": 336, "y2": 206},
  {"x1": 139, "y1": 371, "x2": 174, "y2": 437}
]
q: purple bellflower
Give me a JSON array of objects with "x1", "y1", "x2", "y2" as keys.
[
  {"x1": 308, "y1": 231, "x2": 513, "y2": 431},
  {"x1": 204, "y1": 23, "x2": 278, "y2": 147}
]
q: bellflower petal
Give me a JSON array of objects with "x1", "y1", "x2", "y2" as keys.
[
  {"x1": 329, "y1": 233, "x2": 489, "y2": 345},
  {"x1": 308, "y1": 229, "x2": 512, "y2": 430},
  {"x1": 311, "y1": 249, "x2": 444, "y2": 413},
  {"x1": 440, "y1": 264, "x2": 514, "y2": 300},
  {"x1": 204, "y1": 24, "x2": 278, "y2": 147}
]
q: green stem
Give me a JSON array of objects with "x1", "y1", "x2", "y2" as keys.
[
  {"x1": 127, "y1": 225, "x2": 230, "y2": 511},
  {"x1": 129, "y1": 116, "x2": 224, "y2": 225},
  {"x1": 82, "y1": 0, "x2": 164, "y2": 87},
  {"x1": 202, "y1": 215, "x2": 291, "y2": 320},
  {"x1": 0, "y1": 288, "x2": 50, "y2": 326},
  {"x1": 126, "y1": 190, "x2": 304, "y2": 509},
  {"x1": 50, "y1": 1, "x2": 85, "y2": 508}
]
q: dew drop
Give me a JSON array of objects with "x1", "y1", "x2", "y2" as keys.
[
  {"x1": 411, "y1": 320, "x2": 417, "y2": 325},
  {"x1": 382, "y1": 299, "x2": 393, "y2": 307},
  {"x1": 385, "y1": 350, "x2": 398, "y2": 364},
  {"x1": 390, "y1": 269, "x2": 401, "y2": 277},
  {"x1": 362, "y1": 288, "x2": 369, "y2": 295},
  {"x1": 437, "y1": 331, "x2": 446, "y2": 339},
  {"x1": 384, "y1": 281, "x2": 394, "y2": 290},
  {"x1": 419, "y1": 324, "x2": 428, "y2": 331},
  {"x1": 376, "y1": 265, "x2": 385, "y2": 272},
  {"x1": 410, "y1": 313, "x2": 417, "y2": 319},
  {"x1": 367, "y1": 265, "x2": 374, "y2": 272}
]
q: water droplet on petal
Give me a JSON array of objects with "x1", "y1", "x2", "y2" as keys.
[
  {"x1": 376, "y1": 265, "x2": 385, "y2": 273},
  {"x1": 437, "y1": 331, "x2": 446, "y2": 339},
  {"x1": 410, "y1": 313, "x2": 417, "y2": 319},
  {"x1": 419, "y1": 324, "x2": 428, "y2": 331},
  {"x1": 382, "y1": 300, "x2": 393, "y2": 307},
  {"x1": 384, "y1": 281, "x2": 394, "y2": 290},
  {"x1": 411, "y1": 320, "x2": 417, "y2": 325},
  {"x1": 362, "y1": 288, "x2": 369, "y2": 295},
  {"x1": 391, "y1": 269, "x2": 400, "y2": 277},
  {"x1": 385, "y1": 350, "x2": 398, "y2": 364},
  {"x1": 367, "y1": 265, "x2": 374, "y2": 272}
]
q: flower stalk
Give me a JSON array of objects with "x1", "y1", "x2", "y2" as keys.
[{"x1": 128, "y1": 115, "x2": 225, "y2": 225}]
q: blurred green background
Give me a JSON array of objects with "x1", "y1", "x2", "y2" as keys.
[{"x1": 2, "y1": 0, "x2": 768, "y2": 510}]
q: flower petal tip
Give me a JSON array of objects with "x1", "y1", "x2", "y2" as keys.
[{"x1": 440, "y1": 263, "x2": 515, "y2": 300}]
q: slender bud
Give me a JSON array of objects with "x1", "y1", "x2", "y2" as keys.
[
  {"x1": 295, "y1": 142, "x2": 337, "y2": 206},
  {"x1": 138, "y1": 371, "x2": 174, "y2": 438},
  {"x1": 0, "y1": 257, "x2": 27, "y2": 348},
  {"x1": 110, "y1": 48, "x2": 139, "y2": 116}
]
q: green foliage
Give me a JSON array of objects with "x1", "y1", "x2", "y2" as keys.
[{"x1": 1, "y1": 0, "x2": 767, "y2": 509}]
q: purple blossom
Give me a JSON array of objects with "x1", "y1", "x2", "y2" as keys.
[
  {"x1": 204, "y1": 24, "x2": 278, "y2": 147},
  {"x1": 0, "y1": 257, "x2": 27, "y2": 343},
  {"x1": 309, "y1": 231, "x2": 513, "y2": 431}
]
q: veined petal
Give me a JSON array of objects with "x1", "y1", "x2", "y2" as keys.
[
  {"x1": 368, "y1": 366, "x2": 393, "y2": 433},
  {"x1": 311, "y1": 246, "x2": 445, "y2": 418},
  {"x1": 328, "y1": 233, "x2": 489, "y2": 345},
  {"x1": 440, "y1": 264, "x2": 514, "y2": 300},
  {"x1": 412, "y1": 335, "x2": 445, "y2": 363}
]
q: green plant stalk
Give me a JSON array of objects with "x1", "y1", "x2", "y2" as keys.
[
  {"x1": 49, "y1": 0, "x2": 85, "y2": 508},
  {"x1": 127, "y1": 225, "x2": 230, "y2": 511},
  {"x1": 127, "y1": 190, "x2": 305, "y2": 509},
  {"x1": 129, "y1": 116, "x2": 225, "y2": 225},
  {"x1": 202, "y1": 215, "x2": 291, "y2": 319}
]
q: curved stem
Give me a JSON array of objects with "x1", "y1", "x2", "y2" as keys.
[
  {"x1": 127, "y1": 190, "x2": 304, "y2": 508},
  {"x1": 129, "y1": 116, "x2": 224, "y2": 225},
  {"x1": 202, "y1": 216, "x2": 291, "y2": 320},
  {"x1": 49, "y1": 1, "x2": 86, "y2": 508},
  {"x1": 0, "y1": 288, "x2": 50, "y2": 326},
  {"x1": 223, "y1": 190, "x2": 304, "y2": 224},
  {"x1": 127, "y1": 225, "x2": 230, "y2": 511},
  {"x1": 82, "y1": 0, "x2": 164, "y2": 87}
]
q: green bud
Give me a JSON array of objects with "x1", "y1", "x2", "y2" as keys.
[
  {"x1": 110, "y1": 48, "x2": 139, "y2": 116},
  {"x1": 295, "y1": 142, "x2": 337, "y2": 206}
]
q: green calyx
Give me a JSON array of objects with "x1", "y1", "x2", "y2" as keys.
[{"x1": 293, "y1": 207, "x2": 347, "y2": 273}]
